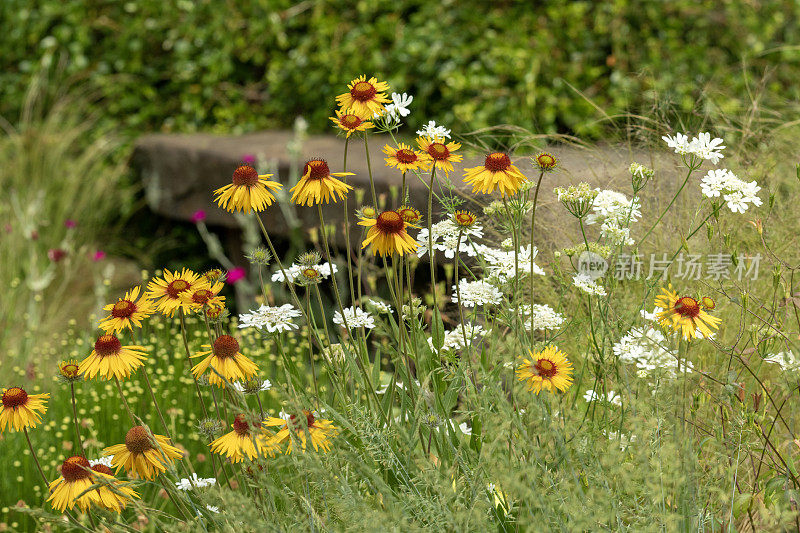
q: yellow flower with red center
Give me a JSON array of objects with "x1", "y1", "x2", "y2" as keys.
[
  {"x1": 88, "y1": 464, "x2": 140, "y2": 513},
  {"x1": 186, "y1": 280, "x2": 225, "y2": 313},
  {"x1": 336, "y1": 75, "x2": 391, "y2": 116},
  {"x1": 103, "y1": 425, "x2": 183, "y2": 480},
  {"x1": 0, "y1": 386, "x2": 49, "y2": 432},
  {"x1": 98, "y1": 286, "x2": 155, "y2": 333},
  {"x1": 463, "y1": 152, "x2": 528, "y2": 196},
  {"x1": 58, "y1": 359, "x2": 82, "y2": 382},
  {"x1": 329, "y1": 108, "x2": 374, "y2": 137},
  {"x1": 453, "y1": 210, "x2": 477, "y2": 228},
  {"x1": 416, "y1": 137, "x2": 462, "y2": 175},
  {"x1": 191, "y1": 335, "x2": 259, "y2": 388},
  {"x1": 359, "y1": 210, "x2": 419, "y2": 257},
  {"x1": 397, "y1": 206, "x2": 422, "y2": 224},
  {"x1": 290, "y1": 159, "x2": 354, "y2": 206},
  {"x1": 79, "y1": 334, "x2": 148, "y2": 381},
  {"x1": 214, "y1": 163, "x2": 283, "y2": 213},
  {"x1": 516, "y1": 347, "x2": 574, "y2": 394},
  {"x1": 533, "y1": 152, "x2": 558, "y2": 172},
  {"x1": 263, "y1": 410, "x2": 337, "y2": 453},
  {"x1": 210, "y1": 414, "x2": 275, "y2": 463},
  {"x1": 655, "y1": 286, "x2": 721, "y2": 340},
  {"x1": 146, "y1": 268, "x2": 206, "y2": 316},
  {"x1": 383, "y1": 143, "x2": 431, "y2": 173},
  {"x1": 47, "y1": 456, "x2": 138, "y2": 513}
]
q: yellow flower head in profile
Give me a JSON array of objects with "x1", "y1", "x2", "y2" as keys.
[
  {"x1": 146, "y1": 268, "x2": 206, "y2": 316},
  {"x1": 463, "y1": 152, "x2": 528, "y2": 196},
  {"x1": 397, "y1": 206, "x2": 422, "y2": 225},
  {"x1": 383, "y1": 143, "x2": 431, "y2": 173},
  {"x1": 416, "y1": 137, "x2": 462, "y2": 176},
  {"x1": 214, "y1": 163, "x2": 283, "y2": 213},
  {"x1": 263, "y1": 410, "x2": 337, "y2": 453},
  {"x1": 210, "y1": 414, "x2": 275, "y2": 463},
  {"x1": 191, "y1": 335, "x2": 259, "y2": 388},
  {"x1": 290, "y1": 159, "x2": 354, "y2": 206},
  {"x1": 79, "y1": 334, "x2": 148, "y2": 381},
  {"x1": 57, "y1": 359, "x2": 82, "y2": 383},
  {"x1": 359, "y1": 209, "x2": 419, "y2": 257},
  {"x1": 98, "y1": 286, "x2": 155, "y2": 333},
  {"x1": 0, "y1": 386, "x2": 49, "y2": 432},
  {"x1": 336, "y1": 75, "x2": 391, "y2": 117},
  {"x1": 329, "y1": 108, "x2": 374, "y2": 138},
  {"x1": 516, "y1": 346, "x2": 574, "y2": 394},
  {"x1": 48, "y1": 456, "x2": 139, "y2": 513},
  {"x1": 655, "y1": 285, "x2": 721, "y2": 340},
  {"x1": 88, "y1": 463, "x2": 140, "y2": 513},
  {"x1": 103, "y1": 425, "x2": 183, "y2": 480},
  {"x1": 186, "y1": 281, "x2": 225, "y2": 313}
]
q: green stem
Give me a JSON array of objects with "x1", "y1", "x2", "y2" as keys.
[
  {"x1": 69, "y1": 383, "x2": 84, "y2": 456},
  {"x1": 529, "y1": 169, "x2": 545, "y2": 337},
  {"x1": 178, "y1": 308, "x2": 209, "y2": 419},
  {"x1": 638, "y1": 164, "x2": 696, "y2": 245},
  {"x1": 113, "y1": 376, "x2": 136, "y2": 425}
]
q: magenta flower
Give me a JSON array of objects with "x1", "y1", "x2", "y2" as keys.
[
  {"x1": 64, "y1": 219, "x2": 77, "y2": 229},
  {"x1": 191, "y1": 210, "x2": 207, "y2": 224},
  {"x1": 226, "y1": 267, "x2": 246, "y2": 284},
  {"x1": 91, "y1": 250, "x2": 106, "y2": 262},
  {"x1": 48, "y1": 248, "x2": 67, "y2": 262},
  {"x1": 242, "y1": 154, "x2": 256, "y2": 164}
]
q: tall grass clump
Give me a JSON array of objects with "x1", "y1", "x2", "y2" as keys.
[{"x1": 3, "y1": 74, "x2": 800, "y2": 532}]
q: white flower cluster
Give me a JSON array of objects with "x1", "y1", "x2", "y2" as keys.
[
  {"x1": 416, "y1": 219, "x2": 484, "y2": 259},
  {"x1": 416, "y1": 120, "x2": 452, "y2": 139},
  {"x1": 272, "y1": 262, "x2": 337, "y2": 283},
  {"x1": 373, "y1": 92, "x2": 413, "y2": 127},
  {"x1": 238, "y1": 303, "x2": 301, "y2": 333},
  {"x1": 232, "y1": 379, "x2": 271, "y2": 393},
  {"x1": 475, "y1": 244, "x2": 546, "y2": 284},
  {"x1": 89, "y1": 456, "x2": 114, "y2": 468},
  {"x1": 764, "y1": 351, "x2": 800, "y2": 371},
  {"x1": 612, "y1": 326, "x2": 693, "y2": 377},
  {"x1": 700, "y1": 169, "x2": 762, "y2": 214},
  {"x1": 520, "y1": 304, "x2": 565, "y2": 331},
  {"x1": 585, "y1": 189, "x2": 641, "y2": 246},
  {"x1": 452, "y1": 279, "x2": 503, "y2": 308},
  {"x1": 333, "y1": 306, "x2": 375, "y2": 329},
  {"x1": 583, "y1": 389, "x2": 622, "y2": 406},
  {"x1": 365, "y1": 299, "x2": 392, "y2": 314},
  {"x1": 428, "y1": 323, "x2": 487, "y2": 355},
  {"x1": 662, "y1": 132, "x2": 725, "y2": 165},
  {"x1": 176, "y1": 473, "x2": 217, "y2": 491},
  {"x1": 572, "y1": 273, "x2": 607, "y2": 296}
]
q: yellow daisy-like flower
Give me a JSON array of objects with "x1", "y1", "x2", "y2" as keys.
[
  {"x1": 383, "y1": 143, "x2": 431, "y2": 173},
  {"x1": 47, "y1": 456, "x2": 140, "y2": 514},
  {"x1": 89, "y1": 463, "x2": 140, "y2": 513},
  {"x1": 463, "y1": 152, "x2": 528, "y2": 196},
  {"x1": 336, "y1": 75, "x2": 391, "y2": 117},
  {"x1": 214, "y1": 164, "x2": 283, "y2": 213},
  {"x1": 103, "y1": 425, "x2": 183, "y2": 480},
  {"x1": 453, "y1": 210, "x2": 477, "y2": 228},
  {"x1": 290, "y1": 159, "x2": 354, "y2": 206},
  {"x1": 516, "y1": 347, "x2": 574, "y2": 394},
  {"x1": 263, "y1": 410, "x2": 337, "y2": 453},
  {"x1": 329, "y1": 108, "x2": 374, "y2": 138},
  {"x1": 79, "y1": 334, "x2": 148, "y2": 381},
  {"x1": 0, "y1": 386, "x2": 49, "y2": 432},
  {"x1": 416, "y1": 137, "x2": 463, "y2": 175},
  {"x1": 397, "y1": 206, "x2": 422, "y2": 224},
  {"x1": 655, "y1": 286, "x2": 721, "y2": 340},
  {"x1": 210, "y1": 414, "x2": 275, "y2": 463},
  {"x1": 145, "y1": 268, "x2": 206, "y2": 316},
  {"x1": 358, "y1": 209, "x2": 419, "y2": 257},
  {"x1": 57, "y1": 359, "x2": 82, "y2": 382},
  {"x1": 98, "y1": 286, "x2": 155, "y2": 333},
  {"x1": 191, "y1": 335, "x2": 259, "y2": 388},
  {"x1": 186, "y1": 281, "x2": 225, "y2": 313}
]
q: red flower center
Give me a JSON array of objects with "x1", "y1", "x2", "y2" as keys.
[
  {"x1": 290, "y1": 410, "x2": 316, "y2": 431},
  {"x1": 536, "y1": 153, "x2": 556, "y2": 169},
  {"x1": 675, "y1": 297, "x2": 701, "y2": 318},
  {"x1": 701, "y1": 296, "x2": 716, "y2": 310},
  {"x1": 397, "y1": 207, "x2": 421, "y2": 223},
  {"x1": 95, "y1": 335, "x2": 122, "y2": 357},
  {"x1": 213, "y1": 335, "x2": 239, "y2": 358},
  {"x1": 206, "y1": 305, "x2": 223, "y2": 319},
  {"x1": 166, "y1": 279, "x2": 190, "y2": 299},
  {"x1": 350, "y1": 81, "x2": 376, "y2": 101},
  {"x1": 339, "y1": 114, "x2": 362, "y2": 129},
  {"x1": 427, "y1": 143, "x2": 450, "y2": 160},
  {"x1": 484, "y1": 152, "x2": 511, "y2": 171},
  {"x1": 61, "y1": 456, "x2": 92, "y2": 483},
  {"x1": 233, "y1": 414, "x2": 250, "y2": 436},
  {"x1": 395, "y1": 149, "x2": 418, "y2": 164},
  {"x1": 375, "y1": 211, "x2": 405, "y2": 234},
  {"x1": 535, "y1": 358, "x2": 557, "y2": 379},
  {"x1": 111, "y1": 299, "x2": 136, "y2": 318},
  {"x1": 91, "y1": 464, "x2": 114, "y2": 476},
  {"x1": 192, "y1": 289, "x2": 214, "y2": 305},
  {"x1": 304, "y1": 159, "x2": 331, "y2": 179},
  {"x1": 231, "y1": 165, "x2": 260, "y2": 187},
  {"x1": 60, "y1": 363, "x2": 80, "y2": 379},
  {"x1": 125, "y1": 426, "x2": 153, "y2": 454},
  {"x1": 2, "y1": 387, "x2": 27, "y2": 408}
]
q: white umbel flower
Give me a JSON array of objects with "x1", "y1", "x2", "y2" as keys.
[
  {"x1": 663, "y1": 131, "x2": 725, "y2": 164},
  {"x1": 333, "y1": 306, "x2": 375, "y2": 329},
  {"x1": 572, "y1": 273, "x2": 607, "y2": 296},
  {"x1": 89, "y1": 456, "x2": 114, "y2": 468},
  {"x1": 176, "y1": 473, "x2": 217, "y2": 491},
  {"x1": 231, "y1": 379, "x2": 271, "y2": 393},
  {"x1": 238, "y1": 303, "x2": 301, "y2": 333},
  {"x1": 452, "y1": 279, "x2": 503, "y2": 307},
  {"x1": 365, "y1": 299, "x2": 393, "y2": 314},
  {"x1": 428, "y1": 323, "x2": 487, "y2": 354},
  {"x1": 700, "y1": 168, "x2": 762, "y2": 213},
  {"x1": 520, "y1": 304, "x2": 565, "y2": 331},
  {"x1": 271, "y1": 262, "x2": 338, "y2": 283},
  {"x1": 416, "y1": 120, "x2": 452, "y2": 139}
]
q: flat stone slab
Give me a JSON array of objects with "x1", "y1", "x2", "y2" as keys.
[{"x1": 130, "y1": 131, "x2": 691, "y2": 250}]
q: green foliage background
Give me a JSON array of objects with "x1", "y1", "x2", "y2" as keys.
[{"x1": 2, "y1": 0, "x2": 800, "y2": 138}]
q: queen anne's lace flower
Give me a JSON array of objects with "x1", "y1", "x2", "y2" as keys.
[
  {"x1": 700, "y1": 169, "x2": 762, "y2": 213},
  {"x1": 238, "y1": 304, "x2": 301, "y2": 333},
  {"x1": 520, "y1": 304, "x2": 565, "y2": 331},
  {"x1": 662, "y1": 131, "x2": 725, "y2": 164},
  {"x1": 176, "y1": 473, "x2": 217, "y2": 491},
  {"x1": 475, "y1": 245, "x2": 545, "y2": 283},
  {"x1": 333, "y1": 306, "x2": 375, "y2": 329},
  {"x1": 572, "y1": 273, "x2": 607, "y2": 296},
  {"x1": 416, "y1": 120, "x2": 452, "y2": 139},
  {"x1": 428, "y1": 323, "x2": 487, "y2": 355},
  {"x1": 452, "y1": 279, "x2": 503, "y2": 307},
  {"x1": 613, "y1": 327, "x2": 693, "y2": 377},
  {"x1": 416, "y1": 219, "x2": 483, "y2": 258},
  {"x1": 272, "y1": 262, "x2": 337, "y2": 283}
]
